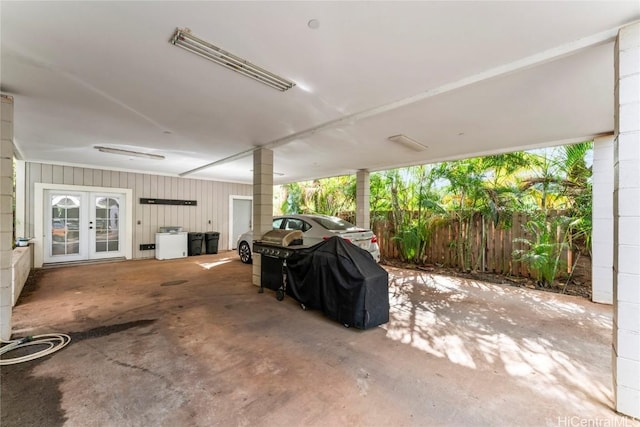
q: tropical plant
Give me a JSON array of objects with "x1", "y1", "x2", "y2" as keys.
[
  {"x1": 512, "y1": 214, "x2": 578, "y2": 287},
  {"x1": 277, "y1": 141, "x2": 593, "y2": 282},
  {"x1": 561, "y1": 142, "x2": 593, "y2": 255},
  {"x1": 279, "y1": 175, "x2": 356, "y2": 215}
]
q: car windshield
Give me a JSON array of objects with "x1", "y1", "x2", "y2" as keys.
[{"x1": 314, "y1": 216, "x2": 357, "y2": 231}]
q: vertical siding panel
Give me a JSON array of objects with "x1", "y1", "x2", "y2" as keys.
[
  {"x1": 174, "y1": 181, "x2": 180, "y2": 228},
  {"x1": 128, "y1": 173, "x2": 139, "y2": 258},
  {"x1": 205, "y1": 181, "x2": 213, "y2": 232},
  {"x1": 164, "y1": 176, "x2": 171, "y2": 227},
  {"x1": 41, "y1": 163, "x2": 53, "y2": 184},
  {"x1": 110, "y1": 170, "x2": 118, "y2": 188},
  {"x1": 26, "y1": 163, "x2": 42, "y2": 237},
  {"x1": 195, "y1": 179, "x2": 202, "y2": 232},
  {"x1": 52, "y1": 165, "x2": 64, "y2": 184},
  {"x1": 61, "y1": 166, "x2": 71, "y2": 184},
  {"x1": 219, "y1": 182, "x2": 226, "y2": 249},
  {"x1": 225, "y1": 182, "x2": 230, "y2": 248},
  {"x1": 165, "y1": 177, "x2": 172, "y2": 226},
  {"x1": 24, "y1": 164, "x2": 32, "y2": 237},
  {"x1": 149, "y1": 205, "x2": 158, "y2": 240},
  {"x1": 224, "y1": 182, "x2": 230, "y2": 249},
  {"x1": 73, "y1": 167, "x2": 83, "y2": 185},
  {"x1": 29, "y1": 163, "x2": 42, "y2": 186},
  {"x1": 150, "y1": 175, "x2": 158, "y2": 236},
  {"x1": 156, "y1": 176, "x2": 165, "y2": 229},
  {"x1": 102, "y1": 171, "x2": 114, "y2": 187},
  {"x1": 105, "y1": 170, "x2": 114, "y2": 188},
  {"x1": 180, "y1": 178, "x2": 187, "y2": 230},
  {"x1": 83, "y1": 168, "x2": 93, "y2": 186},
  {"x1": 198, "y1": 179, "x2": 204, "y2": 233},
  {"x1": 206, "y1": 180, "x2": 212, "y2": 233},
  {"x1": 190, "y1": 179, "x2": 196, "y2": 232},
  {"x1": 135, "y1": 173, "x2": 145, "y2": 257},
  {"x1": 63, "y1": 166, "x2": 73, "y2": 185},
  {"x1": 25, "y1": 161, "x2": 242, "y2": 260},
  {"x1": 210, "y1": 181, "x2": 217, "y2": 235},
  {"x1": 150, "y1": 174, "x2": 158, "y2": 198},
  {"x1": 174, "y1": 178, "x2": 181, "y2": 228},
  {"x1": 202, "y1": 181, "x2": 208, "y2": 232},
  {"x1": 118, "y1": 172, "x2": 127, "y2": 189},
  {"x1": 190, "y1": 179, "x2": 197, "y2": 231},
  {"x1": 213, "y1": 181, "x2": 219, "y2": 243},
  {"x1": 186, "y1": 179, "x2": 192, "y2": 231},
  {"x1": 185, "y1": 178, "x2": 192, "y2": 231},
  {"x1": 93, "y1": 169, "x2": 102, "y2": 187},
  {"x1": 142, "y1": 174, "x2": 151, "y2": 248}
]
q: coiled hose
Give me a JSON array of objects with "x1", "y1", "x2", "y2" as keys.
[{"x1": 0, "y1": 334, "x2": 71, "y2": 365}]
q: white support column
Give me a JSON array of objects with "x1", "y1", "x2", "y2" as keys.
[
  {"x1": 0, "y1": 95, "x2": 14, "y2": 341},
  {"x1": 592, "y1": 136, "x2": 614, "y2": 304},
  {"x1": 252, "y1": 148, "x2": 273, "y2": 287},
  {"x1": 356, "y1": 169, "x2": 370, "y2": 229},
  {"x1": 612, "y1": 22, "x2": 640, "y2": 419}
]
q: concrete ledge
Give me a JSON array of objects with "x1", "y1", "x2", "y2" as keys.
[{"x1": 12, "y1": 245, "x2": 32, "y2": 306}]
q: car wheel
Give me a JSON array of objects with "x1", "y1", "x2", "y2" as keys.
[{"x1": 239, "y1": 242, "x2": 252, "y2": 264}]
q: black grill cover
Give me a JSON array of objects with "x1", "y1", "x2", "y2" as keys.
[{"x1": 286, "y1": 236, "x2": 389, "y2": 329}]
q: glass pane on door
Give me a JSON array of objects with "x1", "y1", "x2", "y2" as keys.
[
  {"x1": 50, "y1": 195, "x2": 81, "y2": 256},
  {"x1": 94, "y1": 197, "x2": 120, "y2": 253}
]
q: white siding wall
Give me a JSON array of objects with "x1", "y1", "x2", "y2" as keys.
[{"x1": 25, "y1": 162, "x2": 252, "y2": 259}]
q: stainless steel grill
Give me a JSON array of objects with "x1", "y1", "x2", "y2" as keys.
[
  {"x1": 252, "y1": 229, "x2": 304, "y2": 259},
  {"x1": 253, "y1": 230, "x2": 305, "y2": 300}
]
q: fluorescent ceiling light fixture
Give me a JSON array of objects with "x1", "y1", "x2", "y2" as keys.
[
  {"x1": 170, "y1": 28, "x2": 296, "y2": 92},
  {"x1": 387, "y1": 134, "x2": 428, "y2": 152},
  {"x1": 95, "y1": 146, "x2": 165, "y2": 160}
]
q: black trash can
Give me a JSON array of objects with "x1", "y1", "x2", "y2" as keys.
[
  {"x1": 187, "y1": 232, "x2": 204, "y2": 256},
  {"x1": 204, "y1": 232, "x2": 220, "y2": 254}
]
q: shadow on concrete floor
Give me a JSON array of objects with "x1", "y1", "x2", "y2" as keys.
[{"x1": 1, "y1": 252, "x2": 633, "y2": 426}]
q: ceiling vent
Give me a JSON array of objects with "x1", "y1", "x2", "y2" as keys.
[
  {"x1": 170, "y1": 28, "x2": 296, "y2": 92},
  {"x1": 387, "y1": 135, "x2": 428, "y2": 152}
]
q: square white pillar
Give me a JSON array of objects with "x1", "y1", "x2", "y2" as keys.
[
  {"x1": 252, "y1": 148, "x2": 273, "y2": 287},
  {"x1": 0, "y1": 95, "x2": 14, "y2": 341},
  {"x1": 613, "y1": 22, "x2": 640, "y2": 419},
  {"x1": 592, "y1": 136, "x2": 614, "y2": 304},
  {"x1": 356, "y1": 169, "x2": 370, "y2": 229}
]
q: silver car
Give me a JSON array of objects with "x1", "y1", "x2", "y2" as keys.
[{"x1": 236, "y1": 214, "x2": 381, "y2": 264}]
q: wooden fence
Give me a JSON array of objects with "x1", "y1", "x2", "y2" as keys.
[{"x1": 365, "y1": 211, "x2": 576, "y2": 279}]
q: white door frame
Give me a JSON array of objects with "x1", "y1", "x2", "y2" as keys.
[
  {"x1": 34, "y1": 183, "x2": 133, "y2": 268},
  {"x1": 228, "y1": 195, "x2": 252, "y2": 249},
  {"x1": 88, "y1": 192, "x2": 126, "y2": 260}
]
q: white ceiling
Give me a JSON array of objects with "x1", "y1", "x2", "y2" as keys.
[{"x1": 1, "y1": 2, "x2": 638, "y2": 185}]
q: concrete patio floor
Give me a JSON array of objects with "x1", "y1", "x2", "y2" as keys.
[{"x1": 1, "y1": 252, "x2": 635, "y2": 426}]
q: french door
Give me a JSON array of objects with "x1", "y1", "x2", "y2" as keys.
[{"x1": 44, "y1": 191, "x2": 125, "y2": 263}]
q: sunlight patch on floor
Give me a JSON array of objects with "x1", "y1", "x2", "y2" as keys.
[
  {"x1": 384, "y1": 268, "x2": 615, "y2": 415},
  {"x1": 197, "y1": 258, "x2": 232, "y2": 270}
]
